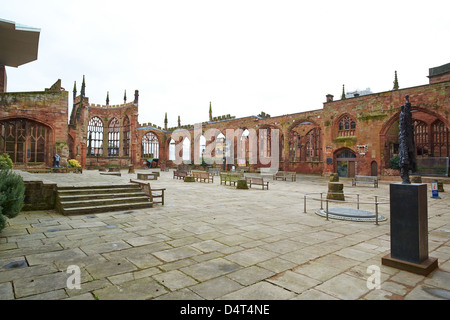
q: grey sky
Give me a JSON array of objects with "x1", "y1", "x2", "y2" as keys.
[{"x1": 2, "y1": 0, "x2": 450, "y2": 128}]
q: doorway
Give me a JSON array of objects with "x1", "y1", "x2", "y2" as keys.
[{"x1": 336, "y1": 149, "x2": 356, "y2": 177}]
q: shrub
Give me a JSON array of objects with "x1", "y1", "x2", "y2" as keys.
[
  {"x1": 0, "y1": 170, "x2": 25, "y2": 232},
  {"x1": 0, "y1": 153, "x2": 13, "y2": 170},
  {"x1": 388, "y1": 155, "x2": 400, "y2": 170},
  {"x1": 68, "y1": 159, "x2": 81, "y2": 167}
]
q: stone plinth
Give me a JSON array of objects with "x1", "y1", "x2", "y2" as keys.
[{"x1": 382, "y1": 183, "x2": 438, "y2": 275}]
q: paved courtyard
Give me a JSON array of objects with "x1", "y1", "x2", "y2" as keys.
[{"x1": 0, "y1": 169, "x2": 449, "y2": 300}]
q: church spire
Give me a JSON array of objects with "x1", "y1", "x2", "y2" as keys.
[
  {"x1": 341, "y1": 84, "x2": 346, "y2": 100},
  {"x1": 209, "y1": 101, "x2": 212, "y2": 121},
  {"x1": 393, "y1": 71, "x2": 399, "y2": 90},
  {"x1": 73, "y1": 81, "x2": 77, "y2": 101},
  {"x1": 106, "y1": 91, "x2": 110, "y2": 105},
  {"x1": 80, "y1": 75, "x2": 86, "y2": 97}
]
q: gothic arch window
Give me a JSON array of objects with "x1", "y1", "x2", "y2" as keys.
[
  {"x1": 169, "y1": 139, "x2": 176, "y2": 161},
  {"x1": 414, "y1": 120, "x2": 429, "y2": 157},
  {"x1": 289, "y1": 125, "x2": 321, "y2": 162},
  {"x1": 305, "y1": 128, "x2": 321, "y2": 160},
  {"x1": 122, "y1": 116, "x2": 130, "y2": 156},
  {"x1": 87, "y1": 117, "x2": 104, "y2": 156},
  {"x1": 198, "y1": 135, "x2": 206, "y2": 161},
  {"x1": 0, "y1": 119, "x2": 49, "y2": 164},
  {"x1": 338, "y1": 115, "x2": 356, "y2": 136},
  {"x1": 431, "y1": 120, "x2": 449, "y2": 157},
  {"x1": 182, "y1": 137, "x2": 191, "y2": 162},
  {"x1": 141, "y1": 132, "x2": 159, "y2": 159},
  {"x1": 108, "y1": 118, "x2": 120, "y2": 157}
]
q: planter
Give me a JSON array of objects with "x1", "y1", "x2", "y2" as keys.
[{"x1": 236, "y1": 179, "x2": 249, "y2": 189}]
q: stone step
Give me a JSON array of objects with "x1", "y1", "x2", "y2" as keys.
[
  {"x1": 59, "y1": 195, "x2": 151, "y2": 208},
  {"x1": 60, "y1": 201, "x2": 153, "y2": 215},
  {"x1": 58, "y1": 192, "x2": 146, "y2": 202},
  {"x1": 56, "y1": 184, "x2": 152, "y2": 215}
]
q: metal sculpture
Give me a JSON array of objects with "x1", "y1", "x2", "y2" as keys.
[{"x1": 398, "y1": 95, "x2": 417, "y2": 184}]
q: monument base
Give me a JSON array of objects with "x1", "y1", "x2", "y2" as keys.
[{"x1": 382, "y1": 254, "x2": 438, "y2": 276}]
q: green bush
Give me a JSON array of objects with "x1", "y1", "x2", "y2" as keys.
[
  {"x1": 0, "y1": 153, "x2": 13, "y2": 170},
  {"x1": 388, "y1": 155, "x2": 400, "y2": 170},
  {"x1": 0, "y1": 170, "x2": 25, "y2": 232},
  {"x1": 0, "y1": 214, "x2": 6, "y2": 233}
]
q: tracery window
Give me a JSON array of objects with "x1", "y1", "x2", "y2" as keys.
[
  {"x1": 122, "y1": 116, "x2": 130, "y2": 156},
  {"x1": 108, "y1": 118, "x2": 120, "y2": 157},
  {"x1": 141, "y1": 132, "x2": 159, "y2": 159},
  {"x1": 338, "y1": 116, "x2": 356, "y2": 136},
  {"x1": 87, "y1": 117, "x2": 103, "y2": 156},
  {"x1": 431, "y1": 120, "x2": 449, "y2": 157},
  {"x1": 289, "y1": 127, "x2": 321, "y2": 162},
  {"x1": 0, "y1": 119, "x2": 49, "y2": 164},
  {"x1": 414, "y1": 120, "x2": 429, "y2": 157}
]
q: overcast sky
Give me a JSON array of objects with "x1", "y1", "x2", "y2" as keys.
[{"x1": 2, "y1": 0, "x2": 450, "y2": 128}]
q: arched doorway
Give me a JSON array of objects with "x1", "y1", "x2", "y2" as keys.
[
  {"x1": 371, "y1": 161, "x2": 378, "y2": 176},
  {"x1": 336, "y1": 149, "x2": 356, "y2": 177}
]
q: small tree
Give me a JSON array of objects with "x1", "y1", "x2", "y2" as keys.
[
  {"x1": 0, "y1": 154, "x2": 25, "y2": 232},
  {"x1": 388, "y1": 155, "x2": 400, "y2": 170}
]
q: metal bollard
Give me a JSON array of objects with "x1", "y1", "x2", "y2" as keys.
[
  {"x1": 357, "y1": 194, "x2": 360, "y2": 210},
  {"x1": 320, "y1": 193, "x2": 323, "y2": 210},
  {"x1": 326, "y1": 199, "x2": 329, "y2": 221},
  {"x1": 375, "y1": 196, "x2": 379, "y2": 225},
  {"x1": 304, "y1": 195, "x2": 307, "y2": 213}
]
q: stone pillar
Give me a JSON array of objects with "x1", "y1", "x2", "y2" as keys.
[{"x1": 0, "y1": 65, "x2": 6, "y2": 93}]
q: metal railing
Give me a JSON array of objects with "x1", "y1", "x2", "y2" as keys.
[{"x1": 302, "y1": 192, "x2": 390, "y2": 225}]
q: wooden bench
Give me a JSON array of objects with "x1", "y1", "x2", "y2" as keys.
[
  {"x1": 245, "y1": 177, "x2": 269, "y2": 190},
  {"x1": 173, "y1": 170, "x2": 188, "y2": 179},
  {"x1": 130, "y1": 179, "x2": 166, "y2": 205},
  {"x1": 137, "y1": 173, "x2": 157, "y2": 180},
  {"x1": 220, "y1": 173, "x2": 243, "y2": 186},
  {"x1": 273, "y1": 171, "x2": 296, "y2": 181},
  {"x1": 208, "y1": 167, "x2": 221, "y2": 176},
  {"x1": 192, "y1": 171, "x2": 214, "y2": 183},
  {"x1": 352, "y1": 175, "x2": 378, "y2": 188}
]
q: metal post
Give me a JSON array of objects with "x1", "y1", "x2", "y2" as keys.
[
  {"x1": 320, "y1": 193, "x2": 323, "y2": 210},
  {"x1": 304, "y1": 195, "x2": 307, "y2": 213},
  {"x1": 326, "y1": 199, "x2": 329, "y2": 221},
  {"x1": 357, "y1": 194, "x2": 360, "y2": 210},
  {"x1": 375, "y1": 196, "x2": 379, "y2": 225}
]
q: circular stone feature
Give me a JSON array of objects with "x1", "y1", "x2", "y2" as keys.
[{"x1": 315, "y1": 208, "x2": 387, "y2": 222}]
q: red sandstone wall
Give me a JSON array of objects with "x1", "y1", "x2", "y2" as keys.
[{"x1": 0, "y1": 89, "x2": 69, "y2": 166}]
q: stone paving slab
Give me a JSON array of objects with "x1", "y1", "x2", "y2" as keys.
[{"x1": 0, "y1": 169, "x2": 448, "y2": 300}]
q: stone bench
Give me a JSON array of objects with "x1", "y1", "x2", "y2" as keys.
[
  {"x1": 137, "y1": 173, "x2": 157, "y2": 180},
  {"x1": 100, "y1": 172, "x2": 121, "y2": 176},
  {"x1": 352, "y1": 175, "x2": 378, "y2": 188},
  {"x1": 245, "y1": 177, "x2": 269, "y2": 190}
]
